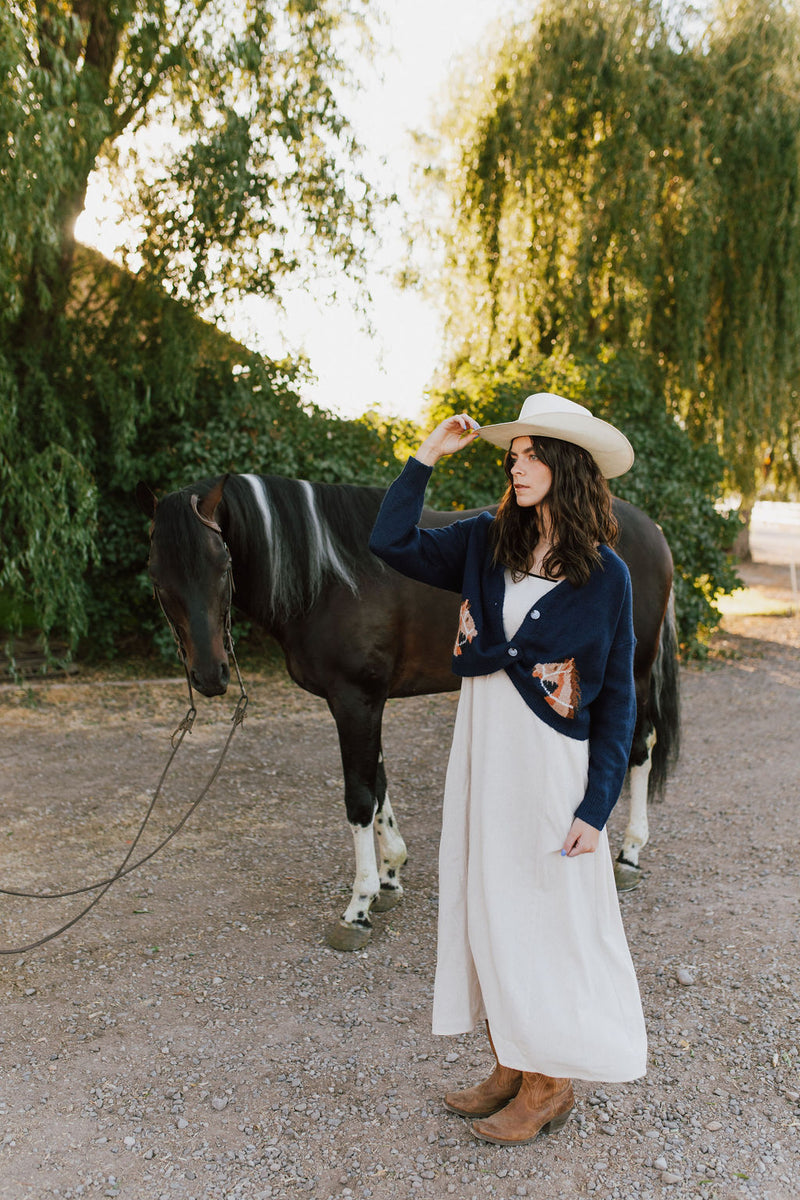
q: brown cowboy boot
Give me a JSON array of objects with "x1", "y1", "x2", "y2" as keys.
[
  {"x1": 444, "y1": 1023, "x2": 522, "y2": 1118},
  {"x1": 471, "y1": 1072, "x2": 574, "y2": 1145}
]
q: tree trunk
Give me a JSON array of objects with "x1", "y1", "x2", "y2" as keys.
[{"x1": 733, "y1": 505, "x2": 752, "y2": 562}]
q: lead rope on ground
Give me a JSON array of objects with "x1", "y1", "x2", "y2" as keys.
[{"x1": 0, "y1": 624, "x2": 248, "y2": 955}]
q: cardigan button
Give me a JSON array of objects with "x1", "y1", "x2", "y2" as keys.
[
  {"x1": 508, "y1": 646, "x2": 518, "y2": 657},
  {"x1": 530, "y1": 609, "x2": 541, "y2": 619}
]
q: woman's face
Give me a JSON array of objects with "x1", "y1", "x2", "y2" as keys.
[{"x1": 508, "y1": 436, "x2": 553, "y2": 508}]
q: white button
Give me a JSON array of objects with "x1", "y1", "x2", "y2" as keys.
[
  {"x1": 508, "y1": 647, "x2": 518, "y2": 657},
  {"x1": 530, "y1": 610, "x2": 540, "y2": 619}
]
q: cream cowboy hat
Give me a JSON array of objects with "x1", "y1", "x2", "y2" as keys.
[{"x1": 477, "y1": 392, "x2": 634, "y2": 478}]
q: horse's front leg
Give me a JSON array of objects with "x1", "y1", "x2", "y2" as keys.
[
  {"x1": 371, "y1": 750, "x2": 408, "y2": 913},
  {"x1": 324, "y1": 689, "x2": 385, "y2": 952},
  {"x1": 614, "y1": 727, "x2": 656, "y2": 891}
]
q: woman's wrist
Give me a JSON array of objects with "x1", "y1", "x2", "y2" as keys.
[{"x1": 414, "y1": 442, "x2": 442, "y2": 467}]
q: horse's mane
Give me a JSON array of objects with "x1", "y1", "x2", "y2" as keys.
[
  {"x1": 219, "y1": 473, "x2": 387, "y2": 621},
  {"x1": 153, "y1": 487, "x2": 220, "y2": 581}
]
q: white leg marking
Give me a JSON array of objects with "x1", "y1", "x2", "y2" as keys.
[
  {"x1": 375, "y1": 792, "x2": 408, "y2": 893},
  {"x1": 621, "y1": 729, "x2": 656, "y2": 867},
  {"x1": 342, "y1": 819, "x2": 380, "y2": 927}
]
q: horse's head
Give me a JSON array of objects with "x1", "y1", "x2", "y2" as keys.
[{"x1": 136, "y1": 478, "x2": 232, "y2": 697}]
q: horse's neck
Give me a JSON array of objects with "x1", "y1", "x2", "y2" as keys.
[{"x1": 225, "y1": 474, "x2": 357, "y2": 629}]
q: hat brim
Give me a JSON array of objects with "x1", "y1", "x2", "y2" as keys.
[{"x1": 477, "y1": 412, "x2": 634, "y2": 479}]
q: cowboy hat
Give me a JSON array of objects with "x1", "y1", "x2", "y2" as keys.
[{"x1": 476, "y1": 392, "x2": 634, "y2": 478}]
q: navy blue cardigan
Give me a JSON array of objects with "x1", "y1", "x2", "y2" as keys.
[{"x1": 368, "y1": 456, "x2": 637, "y2": 831}]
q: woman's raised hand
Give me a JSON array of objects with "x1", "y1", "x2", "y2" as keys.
[{"x1": 414, "y1": 413, "x2": 481, "y2": 466}]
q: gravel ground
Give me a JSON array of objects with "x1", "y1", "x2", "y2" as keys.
[{"x1": 1, "y1": 559, "x2": 799, "y2": 1200}]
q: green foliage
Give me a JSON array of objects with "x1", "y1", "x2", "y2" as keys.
[
  {"x1": 0, "y1": 1, "x2": 385, "y2": 656},
  {"x1": 424, "y1": 351, "x2": 740, "y2": 656},
  {"x1": 423, "y1": 0, "x2": 800, "y2": 505},
  {"x1": 3, "y1": 1, "x2": 377, "y2": 322},
  {"x1": 125, "y1": 1, "x2": 378, "y2": 309},
  {"x1": 1, "y1": 274, "x2": 404, "y2": 659}
]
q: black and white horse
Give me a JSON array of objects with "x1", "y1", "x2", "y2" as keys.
[{"x1": 137, "y1": 471, "x2": 679, "y2": 950}]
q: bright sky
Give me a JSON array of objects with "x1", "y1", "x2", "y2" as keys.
[{"x1": 76, "y1": 0, "x2": 525, "y2": 424}]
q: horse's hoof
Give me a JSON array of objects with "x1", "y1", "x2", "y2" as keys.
[
  {"x1": 325, "y1": 920, "x2": 372, "y2": 952},
  {"x1": 614, "y1": 859, "x2": 643, "y2": 892},
  {"x1": 371, "y1": 886, "x2": 404, "y2": 913}
]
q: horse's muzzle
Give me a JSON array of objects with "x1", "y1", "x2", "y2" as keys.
[{"x1": 191, "y1": 660, "x2": 230, "y2": 697}]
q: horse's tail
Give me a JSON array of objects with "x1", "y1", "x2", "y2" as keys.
[{"x1": 648, "y1": 588, "x2": 681, "y2": 801}]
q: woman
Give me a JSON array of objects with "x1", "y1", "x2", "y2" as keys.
[{"x1": 368, "y1": 392, "x2": 647, "y2": 1147}]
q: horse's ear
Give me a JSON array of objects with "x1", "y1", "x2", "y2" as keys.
[
  {"x1": 198, "y1": 475, "x2": 228, "y2": 524},
  {"x1": 136, "y1": 481, "x2": 158, "y2": 519}
]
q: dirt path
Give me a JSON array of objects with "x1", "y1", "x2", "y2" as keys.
[{"x1": 1, "y1": 561, "x2": 799, "y2": 1200}]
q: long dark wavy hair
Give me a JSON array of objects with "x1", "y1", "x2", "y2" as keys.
[{"x1": 490, "y1": 436, "x2": 618, "y2": 587}]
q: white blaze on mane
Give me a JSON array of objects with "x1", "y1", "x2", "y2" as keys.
[
  {"x1": 241, "y1": 473, "x2": 282, "y2": 589},
  {"x1": 298, "y1": 480, "x2": 358, "y2": 593}
]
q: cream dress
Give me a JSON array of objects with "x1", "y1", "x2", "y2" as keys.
[{"x1": 432, "y1": 571, "x2": 647, "y2": 1081}]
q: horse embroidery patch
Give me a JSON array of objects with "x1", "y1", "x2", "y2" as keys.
[
  {"x1": 454, "y1": 599, "x2": 478, "y2": 656},
  {"x1": 532, "y1": 657, "x2": 582, "y2": 719}
]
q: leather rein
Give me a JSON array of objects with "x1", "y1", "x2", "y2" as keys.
[{"x1": 0, "y1": 495, "x2": 249, "y2": 955}]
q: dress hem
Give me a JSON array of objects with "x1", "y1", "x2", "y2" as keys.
[{"x1": 432, "y1": 1016, "x2": 648, "y2": 1083}]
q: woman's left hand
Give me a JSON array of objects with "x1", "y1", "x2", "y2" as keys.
[{"x1": 561, "y1": 817, "x2": 600, "y2": 857}]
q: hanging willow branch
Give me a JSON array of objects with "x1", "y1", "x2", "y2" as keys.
[{"x1": 429, "y1": 0, "x2": 800, "y2": 501}]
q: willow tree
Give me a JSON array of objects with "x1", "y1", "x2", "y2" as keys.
[
  {"x1": 424, "y1": 0, "x2": 800, "y2": 516},
  {"x1": 0, "y1": 0, "x2": 381, "y2": 653}
]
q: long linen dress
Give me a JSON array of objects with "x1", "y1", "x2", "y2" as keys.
[{"x1": 432, "y1": 571, "x2": 647, "y2": 1082}]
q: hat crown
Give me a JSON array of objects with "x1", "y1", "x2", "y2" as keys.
[{"x1": 518, "y1": 392, "x2": 593, "y2": 422}]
